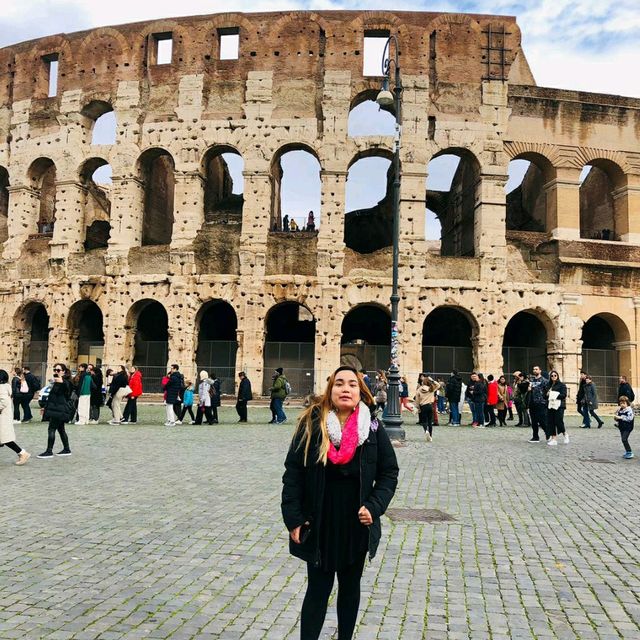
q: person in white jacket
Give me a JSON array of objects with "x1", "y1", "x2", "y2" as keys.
[{"x1": 0, "y1": 369, "x2": 30, "y2": 465}]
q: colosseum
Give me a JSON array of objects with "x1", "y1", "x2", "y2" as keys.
[{"x1": 0, "y1": 10, "x2": 638, "y2": 400}]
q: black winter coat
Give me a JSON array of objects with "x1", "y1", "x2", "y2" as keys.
[
  {"x1": 281, "y1": 411, "x2": 399, "y2": 567},
  {"x1": 164, "y1": 371, "x2": 183, "y2": 404},
  {"x1": 618, "y1": 382, "x2": 635, "y2": 402},
  {"x1": 210, "y1": 378, "x2": 221, "y2": 407},
  {"x1": 465, "y1": 381, "x2": 487, "y2": 403},
  {"x1": 44, "y1": 379, "x2": 72, "y2": 421},
  {"x1": 238, "y1": 377, "x2": 252, "y2": 401},
  {"x1": 109, "y1": 371, "x2": 128, "y2": 396},
  {"x1": 91, "y1": 369, "x2": 104, "y2": 405},
  {"x1": 445, "y1": 375, "x2": 463, "y2": 403},
  {"x1": 548, "y1": 381, "x2": 567, "y2": 410}
]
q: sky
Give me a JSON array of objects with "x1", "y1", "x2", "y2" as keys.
[{"x1": 1, "y1": 1, "x2": 637, "y2": 237}]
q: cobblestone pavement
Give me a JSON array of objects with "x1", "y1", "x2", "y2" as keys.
[{"x1": 1, "y1": 406, "x2": 639, "y2": 639}]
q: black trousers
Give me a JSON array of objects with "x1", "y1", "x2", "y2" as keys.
[
  {"x1": 3, "y1": 441, "x2": 21, "y2": 454},
  {"x1": 89, "y1": 403, "x2": 101, "y2": 421},
  {"x1": 236, "y1": 400, "x2": 248, "y2": 421},
  {"x1": 46, "y1": 418, "x2": 70, "y2": 453},
  {"x1": 529, "y1": 404, "x2": 548, "y2": 440},
  {"x1": 515, "y1": 401, "x2": 530, "y2": 426},
  {"x1": 20, "y1": 395, "x2": 34, "y2": 421},
  {"x1": 180, "y1": 405, "x2": 195, "y2": 422},
  {"x1": 300, "y1": 554, "x2": 366, "y2": 640},
  {"x1": 123, "y1": 397, "x2": 137, "y2": 422},
  {"x1": 618, "y1": 423, "x2": 634, "y2": 453},
  {"x1": 497, "y1": 408, "x2": 508, "y2": 426},
  {"x1": 547, "y1": 408, "x2": 566, "y2": 436},
  {"x1": 419, "y1": 404, "x2": 434, "y2": 434},
  {"x1": 195, "y1": 405, "x2": 214, "y2": 425},
  {"x1": 484, "y1": 404, "x2": 496, "y2": 425},
  {"x1": 13, "y1": 398, "x2": 21, "y2": 421}
]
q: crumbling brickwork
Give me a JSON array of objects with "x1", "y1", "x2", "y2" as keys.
[{"x1": 0, "y1": 10, "x2": 639, "y2": 398}]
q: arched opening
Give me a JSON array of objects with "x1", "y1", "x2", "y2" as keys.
[
  {"x1": 138, "y1": 148, "x2": 175, "y2": 246},
  {"x1": 195, "y1": 301, "x2": 238, "y2": 394},
  {"x1": 581, "y1": 314, "x2": 630, "y2": 402},
  {"x1": 68, "y1": 300, "x2": 104, "y2": 366},
  {"x1": 505, "y1": 154, "x2": 554, "y2": 232},
  {"x1": 82, "y1": 101, "x2": 117, "y2": 145},
  {"x1": 345, "y1": 154, "x2": 393, "y2": 253},
  {"x1": 28, "y1": 158, "x2": 57, "y2": 235},
  {"x1": 579, "y1": 160, "x2": 625, "y2": 240},
  {"x1": 502, "y1": 311, "x2": 548, "y2": 375},
  {"x1": 348, "y1": 93, "x2": 396, "y2": 137},
  {"x1": 0, "y1": 165, "x2": 9, "y2": 243},
  {"x1": 80, "y1": 158, "x2": 111, "y2": 250},
  {"x1": 426, "y1": 150, "x2": 479, "y2": 256},
  {"x1": 202, "y1": 146, "x2": 244, "y2": 223},
  {"x1": 270, "y1": 147, "x2": 321, "y2": 233},
  {"x1": 422, "y1": 307, "x2": 475, "y2": 377},
  {"x1": 17, "y1": 303, "x2": 50, "y2": 380},
  {"x1": 130, "y1": 300, "x2": 169, "y2": 390},
  {"x1": 340, "y1": 304, "x2": 390, "y2": 375},
  {"x1": 263, "y1": 302, "x2": 316, "y2": 395}
]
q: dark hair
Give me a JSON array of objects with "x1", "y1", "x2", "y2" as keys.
[
  {"x1": 549, "y1": 370, "x2": 561, "y2": 381},
  {"x1": 172, "y1": 364, "x2": 179, "y2": 371},
  {"x1": 0, "y1": 369, "x2": 8, "y2": 384},
  {"x1": 487, "y1": 374, "x2": 494, "y2": 382},
  {"x1": 14, "y1": 366, "x2": 22, "y2": 376},
  {"x1": 23, "y1": 366, "x2": 31, "y2": 372},
  {"x1": 238, "y1": 371, "x2": 245, "y2": 377}
]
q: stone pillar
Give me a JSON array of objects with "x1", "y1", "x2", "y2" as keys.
[
  {"x1": 238, "y1": 169, "x2": 271, "y2": 278},
  {"x1": 237, "y1": 327, "x2": 265, "y2": 394},
  {"x1": 545, "y1": 167, "x2": 581, "y2": 240},
  {"x1": 3, "y1": 185, "x2": 39, "y2": 261},
  {"x1": 102, "y1": 305, "x2": 129, "y2": 369},
  {"x1": 171, "y1": 171, "x2": 205, "y2": 249},
  {"x1": 474, "y1": 173, "x2": 507, "y2": 258},
  {"x1": 314, "y1": 294, "x2": 342, "y2": 392},
  {"x1": 167, "y1": 294, "x2": 198, "y2": 380},
  {"x1": 399, "y1": 168, "x2": 428, "y2": 242},
  {"x1": 106, "y1": 177, "x2": 144, "y2": 275},
  {"x1": 473, "y1": 334, "x2": 503, "y2": 377},
  {"x1": 317, "y1": 170, "x2": 347, "y2": 277},
  {"x1": 613, "y1": 176, "x2": 640, "y2": 244},
  {"x1": 614, "y1": 341, "x2": 636, "y2": 382},
  {"x1": 47, "y1": 326, "x2": 73, "y2": 374},
  {"x1": 553, "y1": 295, "x2": 584, "y2": 402},
  {"x1": 50, "y1": 179, "x2": 87, "y2": 260}
]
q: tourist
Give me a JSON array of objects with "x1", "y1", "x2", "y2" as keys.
[
  {"x1": 74, "y1": 363, "x2": 94, "y2": 425},
  {"x1": 614, "y1": 395, "x2": 634, "y2": 459},
  {"x1": 268, "y1": 371, "x2": 279, "y2": 424},
  {"x1": 236, "y1": 371, "x2": 252, "y2": 423},
  {"x1": 506, "y1": 378, "x2": 515, "y2": 421},
  {"x1": 360, "y1": 369, "x2": 373, "y2": 394},
  {"x1": 163, "y1": 364, "x2": 183, "y2": 427},
  {"x1": 485, "y1": 374, "x2": 498, "y2": 426},
  {"x1": 177, "y1": 380, "x2": 195, "y2": 424},
  {"x1": 581, "y1": 375, "x2": 604, "y2": 429},
  {"x1": 528, "y1": 365, "x2": 549, "y2": 443},
  {"x1": 11, "y1": 367, "x2": 25, "y2": 423},
  {"x1": 37, "y1": 363, "x2": 72, "y2": 459},
  {"x1": 281, "y1": 365, "x2": 398, "y2": 640},
  {"x1": 496, "y1": 375, "x2": 511, "y2": 426},
  {"x1": 436, "y1": 378, "x2": 446, "y2": 414},
  {"x1": 306, "y1": 210, "x2": 315, "y2": 231},
  {"x1": 88, "y1": 364, "x2": 104, "y2": 424},
  {"x1": 21, "y1": 365, "x2": 40, "y2": 423},
  {"x1": 399, "y1": 376, "x2": 411, "y2": 412},
  {"x1": 576, "y1": 371, "x2": 588, "y2": 427},
  {"x1": 122, "y1": 365, "x2": 142, "y2": 424},
  {"x1": 618, "y1": 376, "x2": 635, "y2": 403},
  {"x1": 108, "y1": 365, "x2": 130, "y2": 425},
  {"x1": 283, "y1": 214, "x2": 290, "y2": 232},
  {"x1": 373, "y1": 370, "x2": 388, "y2": 413},
  {"x1": 195, "y1": 370, "x2": 215, "y2": 425},
  {"x1": 208, "y1": 372, "x2": 221, "y2": 424},
  {"x1": 290, "y1": 219, "x2": 299, "y2": 232},
  {"x1": 445, "y1": 370, "x2": 463, "y2": 426},
  {"x1": 270, "y1": 367, "x2": 289, "y2": 424},
  {"x1": 414, "y1": 374, "x2": 441, "y2": 442},
  {"x1": 465, "y1": 373, "x2": 486, "y2": 427},
  {"x1": 547, "y1": 370, "x2": 569, "y2": 445},
  {"x1": 513, "y1": 372, "x2": 530, "y2": 427},
  {"x1": 0, "y1": 369, "x2": 30, "y2": 465}
]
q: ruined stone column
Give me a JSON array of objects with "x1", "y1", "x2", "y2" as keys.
[
  {"x1": 106, "y1": 177, "x2": 144, "y2": 275},
  {"x1": 3, "y1": 186, "x2": 39, "y2": 262},
  {"x1": 238, "y1": 169, "x2": 271, "y2": 278},
  {"x1": 474, "y1": 173, "x2": 508, "y2": 257},
  {"x1": 399, "y1": 169, "x2": 428, "y2": 243},
  {"x1": 102, "y1": 303, "x2": 129, "y2": 368},
  {"x1": 314, "y1": 296, "x2": 342, "y2": 392},
  {"x1": 317, "y1": 170, "x2": 347, "y2": 277},
  {"x1": 613, "y1": 176, "x2": 640, "y2": 243},
  {"x1": 47, "y1": 326, "x2": 73, "y2": 372},
  {"x1": 167, "y1": 294, "x2": 198, "y2": 379},
  {"x1": 545, "y1": 167, "x2": 581, "y2": 240},
  {"x1": 171, "y1": 171, "x2": 204, "y2": 249},
  {"x1": 50, "y1": 179, "x2": 87, "y2": 260}
]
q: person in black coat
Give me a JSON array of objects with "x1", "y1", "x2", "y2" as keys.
[
  {"x1": 88, "y1": 365, "x2": 104, "y2": 423},
  {"x1": 209, "y1": 372, "x2": 221, "y2": 423},
  {"x1": 618, "y1": 376, "x2": 635, "y2": 403},
  {"x1": 281, "y1": 365, "x2": 399, "y2": 640},
  {"x1": 236, "y1": 371, "x2": 252, "y2": 423},
  {"x1": 22, "y1": 366, "x2": 40, "y2": 422},
  {"x1": 37, "y1": 363, "x2": 72, "y2": 459},
  {"x1": 546, "y1": 370, "x2": 568, "y2": 445},
  {"x1": 445, "y1": 370, "x2": 463, "y2": 426},
  {"x1": 163, "y1": 364, "x2": 183, "y2": 426}
]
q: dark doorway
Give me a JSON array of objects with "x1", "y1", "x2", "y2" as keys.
[
  {"x1": 24, "y1": 304, "x2": 49, "y2": 380},
  {"x1": 133, "y1": 301, "x2": 169, "y2": 390},
  {"x1": 422, "y1": 308, "x2": 474, "y2": 378},
  {"x1": 582, "y1": 315, "x2": 618, "y2": 402},
  {"x1": 71, "y1": 301, "x2": 105, "y2": 366},
  {"x1": 140, "y1": 149, "x2": 175, "y2": 246},
  {"x1": 502, "y1": 311, "x2": 548, "y2": 376},
  {"x1": 340, "y1": 305, "x2": 390, "y2": 375}
]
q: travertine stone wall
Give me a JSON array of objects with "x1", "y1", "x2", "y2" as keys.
[{"x1": 0, "y1": 10, "x2": 639, "y2": 398}]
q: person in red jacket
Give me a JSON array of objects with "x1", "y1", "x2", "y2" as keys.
[
  {"x1": 122, "y1": 366, "x2": 143, "y2": 424},
  {"x1": 485, "y1": 374, "x2": 498, "y2": 426}
]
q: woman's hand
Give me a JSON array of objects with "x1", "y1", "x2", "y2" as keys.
[
  {"x1": 290, "y1": 521, "x2": 309, "y2": 544},
  {"x1": 358, "y1": 506, "x2": 373, "y2": 526}
]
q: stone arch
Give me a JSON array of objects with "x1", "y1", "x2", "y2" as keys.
[
  {"x1": 195, "y1": 300, "x2": 238, "y2": 393},
  {"x1": 14, "y1": 301, "x2": 50, "y2": 378},
  {"x1": 137, "y1": 147, "x2": 175, "y2": 246},
  {"x1": 67, "y1": 299, "x2": 105, "y2": 366},
  {"x1": 27, "y1": 157, "x2": 57, "y2": 235},
  {"x1": 427, "y1": 147, "x2": 481, "y2": 257},
  {"x1": 422, "y1": 305, "x2": 478, "y2": 377},
  {"x1": 270, "y1": 144, "x2": 321, "y2": 232},
  {"x1": 140, "y1": 20, "x2": 189, "y2": 67},
  {"x1": 345, "y1": 149, "x2": 394, "y2": 254},
  {"x1": 502, "y1": 309, "x2": 555, "y2": 375},
  {"x1": 81, "y1": 100, "x2": 117, "y2": 145},
  {"x1": 340, "y1": 303, "x2": 390, "y2": 373},
  {"x1": 201, "y1": 144, "x2": 244, "y2": 223},
  {"x1": 27, "y1": 35, "x2": 73, "y2": 99},
  {"x1": 79, "y1": 157, "x2": 111, "y2": 250},
  {"x1": 263, "y1": 301, "x2": 316, "y2": 395},
  {"x1": 0, "y1": 165, "x2": 8, "y2": 243},
  {"x1": 348, "y1": 89, "x2": 396, "y2": 137},
  {"x1": 76, "y1": 29, "x2": 131, "y2": 84},
  {"x1": 581, "y1": 313, "x2": 632, "y2": 402},
  {"x1": 77, "y1": 27, "x2": 130, "y2": 61}
]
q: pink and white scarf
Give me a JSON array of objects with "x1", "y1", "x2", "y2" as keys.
[{"x1": 326, "y1": 402, "x2": 372, "y2": 465}]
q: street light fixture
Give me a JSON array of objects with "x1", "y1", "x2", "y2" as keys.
[{"x1": 376, "y1": 35, "x2": 405, "y2": 442}]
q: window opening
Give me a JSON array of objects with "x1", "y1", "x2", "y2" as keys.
[
  {"x1": 92, "y1": 111, "x2": 117, "y2": 145},
  {"x1": 154, "y1": 33, "x2": 173, "y2": 65},
  {"x1": 43, "y1": 54, "x2": 59, "y2": 97},
  {"x1": 219, "y1": 28, "x2": 240, "y2": 60},
  {"x1": 363, "y1": 30, "x2": 389, "y2": 77}
]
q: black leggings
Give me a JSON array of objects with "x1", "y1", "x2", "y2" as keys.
[
  {"x1": 180, "y1": 405, "x2": 195, "y2": 422},
  {"x1": 419, "y1": 404, "x2": 434, "y2": 433},
  {"x1": 3, "y1": 441, "x2": 21, "y2": 454},
  {"x1": 301, "y1": 554, "x2": 366, "y2": 640},
  {"x1": 619, "y1": 424, "x2": 634, "y2": 453},
  {"x1": 497, "y1": 408, "x2": 507, "y2": 426},
  {"x1": 46, "y1": 418, "x2": 70, "y2": 453}
]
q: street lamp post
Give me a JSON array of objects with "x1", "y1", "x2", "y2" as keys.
[{"x1": 376, "y1": 36, "x2": 405, "y2": 441}]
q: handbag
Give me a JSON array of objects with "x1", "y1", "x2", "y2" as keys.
[{"x1": 122, "y1": 385, "x2": 133, "y2": 396}]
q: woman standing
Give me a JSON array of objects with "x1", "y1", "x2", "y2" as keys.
[
  {"x1": 11, "y1": 367, "x2": 24, "y2": 423},
  {"x1": 88, "y1": 365, "x2": 104, "y2": 424},
  {"x1": 373, "y1": 370, "x2": 388, "y2": 412},
  {"x1": 195, "y1": 370, "x2": 215, "y2": 425},
  {"x1": 547, "y1": 370, "x2": 569, "y2": 446},
  {"x1": 209, "y1": 372, "x2": 221, "y2": 424},
  {"x1": 414, "y1": 374, "x2": 441, "y2": 441},
  {"x1": 0, "y1": 370, "x2": 30, "y2": 465},
  {"x1": 399, "y1": 376, "x2": 411, "y2": 412},
  {"x1": 37, "y1": 363, "x2": 72, "y2": 459},
  {"x1": 122, "y1": 365, "x2": 142, "y2": 424},
  {"x1": 108, "y1": 365, "x2": 129, "y2": 425},
  {"x1": 496, "y1": 375, "x2": 511, "y2": 426},
  {"x1": 282, "y1": 366, "x2": 398, "y2": 640}
]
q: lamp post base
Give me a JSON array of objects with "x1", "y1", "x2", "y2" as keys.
[{"x1": 382, "y1": 364, "x2": 405, "y2": 441}]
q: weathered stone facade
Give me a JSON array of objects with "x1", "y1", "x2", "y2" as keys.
[{"x1": 0, "y1": 10, "x2": 639, "y2": 398}]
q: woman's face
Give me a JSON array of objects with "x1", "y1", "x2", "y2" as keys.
[
  {"x1": 331, "y1": 370, "x2": 361, "y2": 413},
  {"x1": 499, "y1": 376, "x2": 505, "y2": 384}
]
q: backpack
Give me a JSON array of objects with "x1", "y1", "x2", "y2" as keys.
[
  {"x1": 208, "y1": 380, "x2": 219, "y2": 399},
  {"x1": 284, "y1": 380, "x2": 292, "y2": 395},
  {"x1": 31, "y1": 375, "x2": 42, "y2": 392}
]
